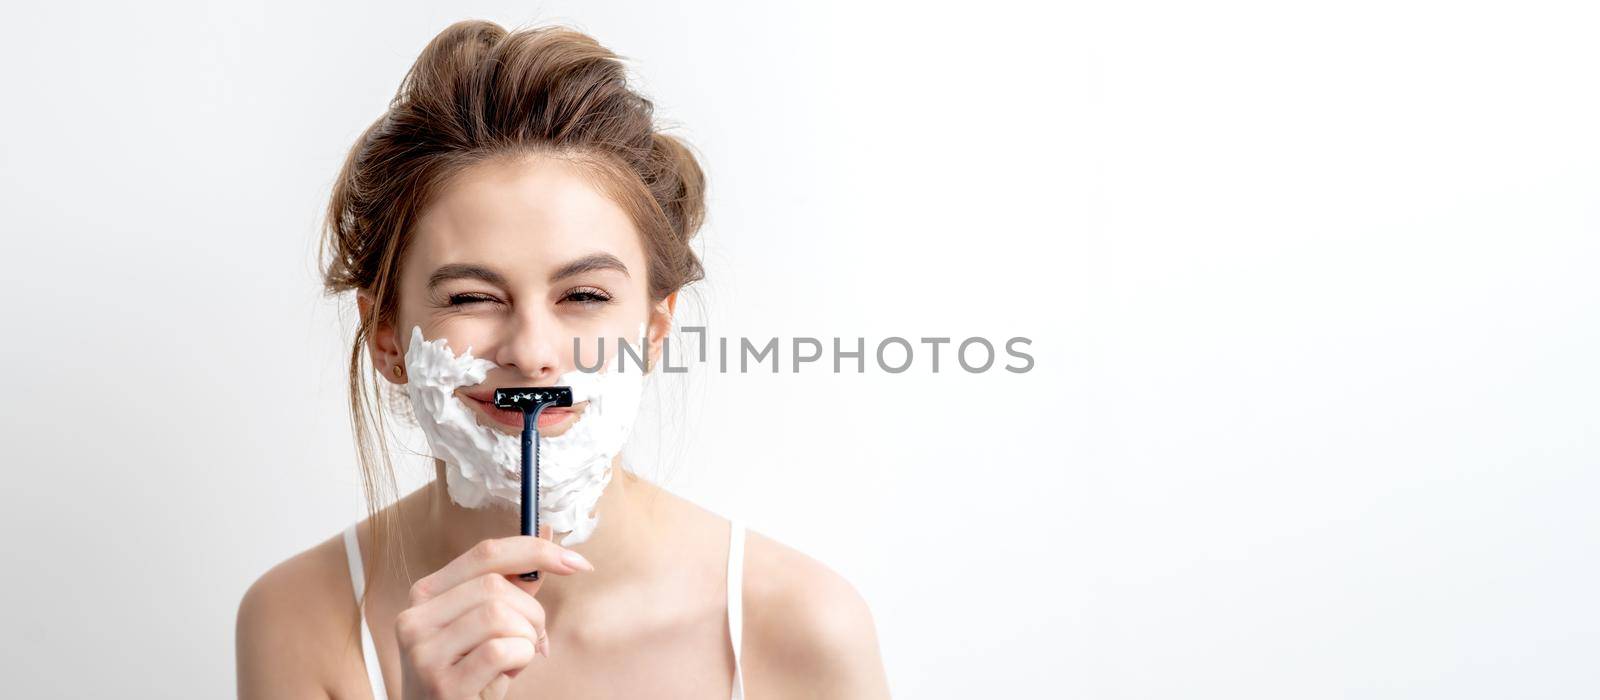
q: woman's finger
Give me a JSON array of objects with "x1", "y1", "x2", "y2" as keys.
[
  {"x1": 395, "y1": 573, "x2": 546, "y2": 647},
  {"x1": 451, "y1": 637, "x2": 537, "y2": 697},
  {"x1": 412, "y1": 598, "x2": 538, "y2": 670},
  {"x1": 410, "y1": 536, "x2": 593, "y2": 605},
  {"x1": 477, "y1": 672, "x2": 513, "y2": 700}
]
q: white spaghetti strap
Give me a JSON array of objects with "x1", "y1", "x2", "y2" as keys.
[
  {"x1": 343, "y1": 523, "x2": 391, "y2": 700},
  {"x1": 727, "y1": 519, "x2": 746, "y2": 700}
]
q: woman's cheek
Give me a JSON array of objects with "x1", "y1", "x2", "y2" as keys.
[{"x1": 429, "y1": 319, "x2": 494, "y2": 355}]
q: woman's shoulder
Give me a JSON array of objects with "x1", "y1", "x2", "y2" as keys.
[
  {"x1": 739, "y1": 527, "x2": 892, "y2": 697},
  {"x1": 236, "y1": 527, "x2": 362, "y2": 697}
]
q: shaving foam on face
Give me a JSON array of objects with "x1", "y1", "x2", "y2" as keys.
[{"x1": 401, "y1": 324, "x2": 647, "y2": 546}]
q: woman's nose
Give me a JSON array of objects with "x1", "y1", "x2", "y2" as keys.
[{"x1": 493, "y1": 311, "x2": 562, "y2": 379}]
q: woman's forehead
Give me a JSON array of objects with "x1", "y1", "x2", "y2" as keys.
[{"x1": 408, "y1": 156, "x2": 646, "y2": 279}]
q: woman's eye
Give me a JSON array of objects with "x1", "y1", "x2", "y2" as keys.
[
  {"x1": 445, "y1": 290, "x2": 611, "y2": 308},
  {"x1": 448, "y1": 293, "x2": 497, "y2": 307},
  {"x1": 563, "y1": 288, "x2": 614, "y2": 306}
]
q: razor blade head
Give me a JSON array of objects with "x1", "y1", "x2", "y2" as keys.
[{"x1": 492, "y1": 386, "x2": 574, "y2": 413}]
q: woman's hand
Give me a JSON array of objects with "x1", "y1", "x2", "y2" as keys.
[{"x1": 396, "y1": 528, "x2": 594, "y2": 700}]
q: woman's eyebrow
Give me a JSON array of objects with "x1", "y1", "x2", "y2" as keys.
[
  {"x1": 549, "y1": 252, "x2": 630, "y2": 283},
  {"x1": 427, "y1": 263, "x2": 508, "y2": 291},
  {"x1": 425, "y1": 254, "x2": 630, "y2": 292}
]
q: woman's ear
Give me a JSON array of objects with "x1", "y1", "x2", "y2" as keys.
[
  {"x1": 357, "y1": 290, "x2": 406, "y2": 384},
  {"x1": 646, "y1": 292, "x2": 678, "y2": 372}
]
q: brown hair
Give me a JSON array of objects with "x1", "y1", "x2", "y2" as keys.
[{"x1": 316, "y1": 19, "x2": 707, "y2": 637}]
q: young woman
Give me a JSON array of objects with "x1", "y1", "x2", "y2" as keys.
[{"x1": 236, "y1": 20, "x2": 890, "y2": 699}]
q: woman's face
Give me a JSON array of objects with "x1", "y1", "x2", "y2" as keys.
[{"x1": 360, "y1": 154, "x2": 672, "y2": 437}]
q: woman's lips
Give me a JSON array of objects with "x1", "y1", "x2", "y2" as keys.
[{"x1": 460, "y1": 393, "x2": 582, "y2": 433}]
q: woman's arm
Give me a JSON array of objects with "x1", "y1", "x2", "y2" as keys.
[
  {"x1": 236, "y1": 547, "x2": 342, "y2": 699},
  {"x1": 743, "y1": 531, "x2": 892, "y2": 699}
]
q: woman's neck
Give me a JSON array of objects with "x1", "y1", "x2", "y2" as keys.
[{"x1": 409, "y1": 454, "x2": 663, "y2": 611}]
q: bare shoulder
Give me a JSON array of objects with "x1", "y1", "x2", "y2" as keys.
[
  {"x1": 236, "y1": 532, "x2": 355, "y2": 699},
  {"x1": 740, "y1": 529, "x2": 892, "y2": 699}
]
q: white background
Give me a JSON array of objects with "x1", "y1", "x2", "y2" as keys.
[{"x1": 2, "y1": 1, "x2": 1597, "y2": 697}]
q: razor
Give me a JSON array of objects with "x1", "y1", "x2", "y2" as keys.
[{"x1": 492, "y1": 386, "x2": 574, "y2": 581}]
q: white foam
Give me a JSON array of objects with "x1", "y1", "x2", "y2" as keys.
[{"x1": 401, "y1": 324, "x2": 646, "y2": 546}]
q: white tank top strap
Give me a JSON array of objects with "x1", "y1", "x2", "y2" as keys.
[
  {"x1": 727, "y1": 519, "x2": 747, "y2": 700},
  {"x1": 343, "y1": 523, "x2": 390, "y2": 700}
]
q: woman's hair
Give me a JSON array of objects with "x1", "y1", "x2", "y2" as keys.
[{"x1": 316, "y1": 19, "x2": 707, "y2": 629}]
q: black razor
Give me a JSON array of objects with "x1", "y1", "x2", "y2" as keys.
[{"x1": 492, "y1": 386, "x2": 574, "y2": 581}]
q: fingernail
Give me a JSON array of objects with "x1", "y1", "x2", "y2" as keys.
[{"x1": 561, "y1": 550, "x2": 593, "y2": 571}]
